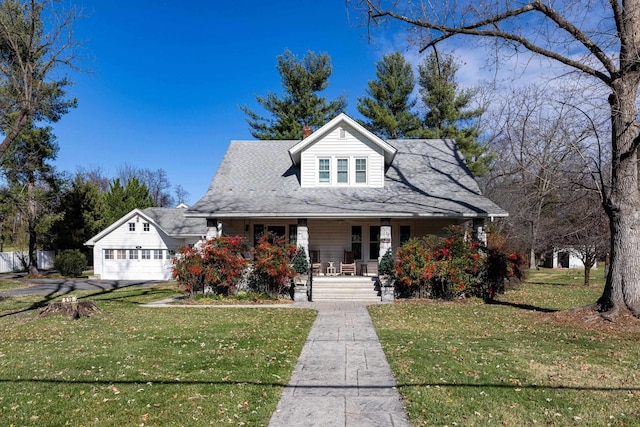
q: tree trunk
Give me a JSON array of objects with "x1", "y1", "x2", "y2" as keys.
[
  {"x1": 27, "y1": 181, "x2": 39, "y2": 276},
  {"x1": 583, "y1": 264, "x2": 591, "y2": 287},
  {"x1": 529, "y1": 247, "x2": 536, "y2": 269},
  {"x1": 28, "y1": 226, "x2": 39, "y2": 276},
  {"x1": 598, "y1": 206, "x2": 640, "y2": 316},
  {"x1": 597, "y1": 78, "x2": 640, "y2": 317}
]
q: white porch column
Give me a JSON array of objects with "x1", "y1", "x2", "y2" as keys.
[
  {"x1": 472, "y1": 218, "x2": 487, "y2": 246},
  {"x1": 293, "y1": 218, "x2": 310, "y2": 302},
  {"x1": 379, "y1": 218, "x2": 392, "y2": 260},
  {"x1": 296, "y1": 218, "x2": 309, "y2": 256}
]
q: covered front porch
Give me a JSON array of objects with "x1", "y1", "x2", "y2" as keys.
[{"x1": 208, "y1": 216, "x2": 487, "y2": 277}]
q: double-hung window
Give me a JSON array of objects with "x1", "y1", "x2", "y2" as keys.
[
  {"x1": 355, "y1": 158, "x2": 367, "y2": 183},
  {"x1": 337, "y1": 158, "x2": 348, "y2": 183},
  {"x1": 319, "y1": 158, "x2": 330, "y2": 183},
  {"x1": 128, "y1": 223, "x2": 136, "y2": 232}
]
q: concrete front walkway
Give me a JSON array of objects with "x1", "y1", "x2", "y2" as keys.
[{"x1": 269, "y1": 301, "x2": 410, "y2": 427}]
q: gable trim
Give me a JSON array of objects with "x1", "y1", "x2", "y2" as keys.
[
  {"x1": 288, "y1": 113, "x2": 397, "y2": 167},
  {"x1": 84, "y1": 209, "x2": 168, "y2": 247}
]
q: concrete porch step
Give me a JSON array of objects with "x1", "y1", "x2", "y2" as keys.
[{"x1": 309, "y1": 276, "x2": 380, "y2": 301}]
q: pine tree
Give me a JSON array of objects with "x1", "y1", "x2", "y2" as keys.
[
  {"x1": 102, "y1": 177, "x2": 154, "y2": 226},
  {"x1": 417, "y1": 52, "x2": 492, "y2": 176},
  {"x1": 357, "y1": 51, "x2": 420, "y2": 139},
  {"x1": 0, "y1": 124, "x2": 61, "y2": 274},
  {"x1": 0, "y1": 0, "x2": 78, "y2": 156},
  {"x1": 52, "y1": 174, "x2": 106, "y2": 254},
  {"x1": 240, "y1": 49, "x2": 347, "y2": 139}
]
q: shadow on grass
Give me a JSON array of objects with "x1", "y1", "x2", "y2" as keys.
[
  {"x1": 0, "y1": 282, "x2": 177, "y2": 319},
  {"x1": 396, "y1": 381, "x2": 639, "y2": 392},
  {"x1": 488, "y1": 299, "x2": 558, "y2": 313},
  {"x1": 0, "y1": 378, "x2": 637, "y2": 393}
]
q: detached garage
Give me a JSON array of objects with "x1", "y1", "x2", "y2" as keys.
[{"x1": 85, "y1": 205, "x2": 207, "y2": 280}]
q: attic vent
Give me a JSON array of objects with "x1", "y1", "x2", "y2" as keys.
[{"x1": 339, "y1": 128, "x2": 346, "y2": 139}]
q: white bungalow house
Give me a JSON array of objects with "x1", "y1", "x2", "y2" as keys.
[
  {"x1": 86, "y1": 113, "x2": 507, "y2": 281},
  {"x1": 185, "y1": 113, "x2": 508, "y2": 276},
  {"x1": 85, "y1": 205, "x2": 207, "y2": 280}
]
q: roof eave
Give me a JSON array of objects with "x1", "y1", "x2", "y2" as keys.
[{"x1": 184, "y1": 211, "x2": 508, "y2": 219}]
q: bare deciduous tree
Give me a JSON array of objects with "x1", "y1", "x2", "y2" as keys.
[
  {"x1": 483, "y1": 84, "x2": 598, "y2": 268},
  {"x1": 117, "y1": 164, "x2": 175, "y2": 208},
  {"x1": 358, "y1": 0, "x2": 640, "y2": 318}
]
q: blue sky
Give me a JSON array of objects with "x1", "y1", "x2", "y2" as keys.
[
  {"x1": 51, "y1": 0, "x2": 494, "y2": 203},
  {"x1": 51, "y1": 0, "x2": 397, "y2": 202}
]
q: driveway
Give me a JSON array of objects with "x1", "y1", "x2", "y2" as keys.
[{"x1": 0, "y1": 275, "x2": 164, "y2": 297}]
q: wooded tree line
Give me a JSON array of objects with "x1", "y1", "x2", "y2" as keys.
[{"x1": 0, "y1": 159, "x2": 189, "y2": 272}]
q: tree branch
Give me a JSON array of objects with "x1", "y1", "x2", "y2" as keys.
[{"x1": 365, "y1": 0, "x2": 613, "y2": 85}]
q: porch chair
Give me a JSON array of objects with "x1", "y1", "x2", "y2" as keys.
[
  {"x1": 310, "y1": 250, "x2": 322, "y2": 276},
  {"x1": 340, "y1": 250, "x2": 356, "y2": 276}
]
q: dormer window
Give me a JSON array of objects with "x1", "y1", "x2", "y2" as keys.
[
  {"x1": 355, "y1": 158, "x2": 367, "y2": 183},
  {"x1": 288, "y1": 113, "x2": 396, "y2": 189},
  {"x1": 337, "y1": 158, "x2": 348, "y2": 183},
  {"x1": 319, "y1": 158, "x2": 330, "y2": 183}
]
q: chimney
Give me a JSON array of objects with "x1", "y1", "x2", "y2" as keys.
[{"x1": 302, "y1": 125, "x2": 313, "y2": 139}]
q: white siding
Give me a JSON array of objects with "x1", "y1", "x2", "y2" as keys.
[
  {"x1": 300, "y1": 124, "x2": 385, "y2": 188},
  {"x1": 93, "y1": 219, "x2": 188, "y2": 280}
]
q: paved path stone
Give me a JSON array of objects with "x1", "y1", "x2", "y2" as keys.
[{"x1": 269, "y1": 301, "x2": 410, "y2": 427}]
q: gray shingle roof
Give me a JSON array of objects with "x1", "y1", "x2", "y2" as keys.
[
  {"x1": 143, "y1": 207, "x2": 207, "y2": 236},
  {"x1": 187, "y1": 139, "x2": 507, "y2": 219}
]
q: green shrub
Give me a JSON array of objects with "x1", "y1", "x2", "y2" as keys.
[
  {"x1": 394, "y1": 226, "x2": 526, "y2": 301},
  {"x1": 251, "y1": 233, "x2": 297, "y2": 296},
  {"x1": 292, "y1": 247, "x2": 310, "y2": 274},
  {"x1": 378, "y1": 248, "x2": 395, "y2": 276},
  {"x1": 54, "y1": 250, "x2": 88, "y2": 277},
  {"x1": 172, "y1": 236, "x2": 248, "y2": 296}
]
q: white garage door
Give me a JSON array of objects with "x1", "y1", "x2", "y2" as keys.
[{"x1": 102, "y1": 249, "x2": 173, "y2": 280}]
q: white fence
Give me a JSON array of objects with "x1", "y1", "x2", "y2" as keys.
[{"x1": 0, "y1": 250, "x2": 55, "y2": 273}]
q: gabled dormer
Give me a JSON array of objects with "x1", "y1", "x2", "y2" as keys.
[{"x1": 288, "y1": 113, "x2": 397, "y2": 188}]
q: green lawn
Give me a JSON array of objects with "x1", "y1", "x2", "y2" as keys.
[
  {"x1": 0, "y1": 285, "x2": 316, "y2": 426},
  {"x1": 370, "y1": 279, "x2": 639, "y2": 426},
  {"x1": 2, "y1": 270, "x2": 636, "y2": 426},
  {"x1": 0, "y1": 277, "x2": 27, "y2": 291},
  {"x1": 527, "y1": 266, "x2": 605, "y2": 286}
]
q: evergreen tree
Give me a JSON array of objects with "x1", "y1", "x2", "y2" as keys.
[
  {"x1": 240, "y1": 49, "x2": 347, "y2": 139},
  {"x1": 102, "y1": 177, "x2": 154, "y2": 226},
  {"x1": 0, "y1": 124, "x2": 60, "y2": 274},
  {"x1": 0, "y1": 0, "x2": 78, "y2": 156},
  {"x1": 357, "y1": 51, "x2": 420, "y2": 139},
  {"x1": 52, "y1": 174, "x2": 106, "y2": 255},
  {"x1": 417, "y1": 52, "x2": 491, "y2": 176}
]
